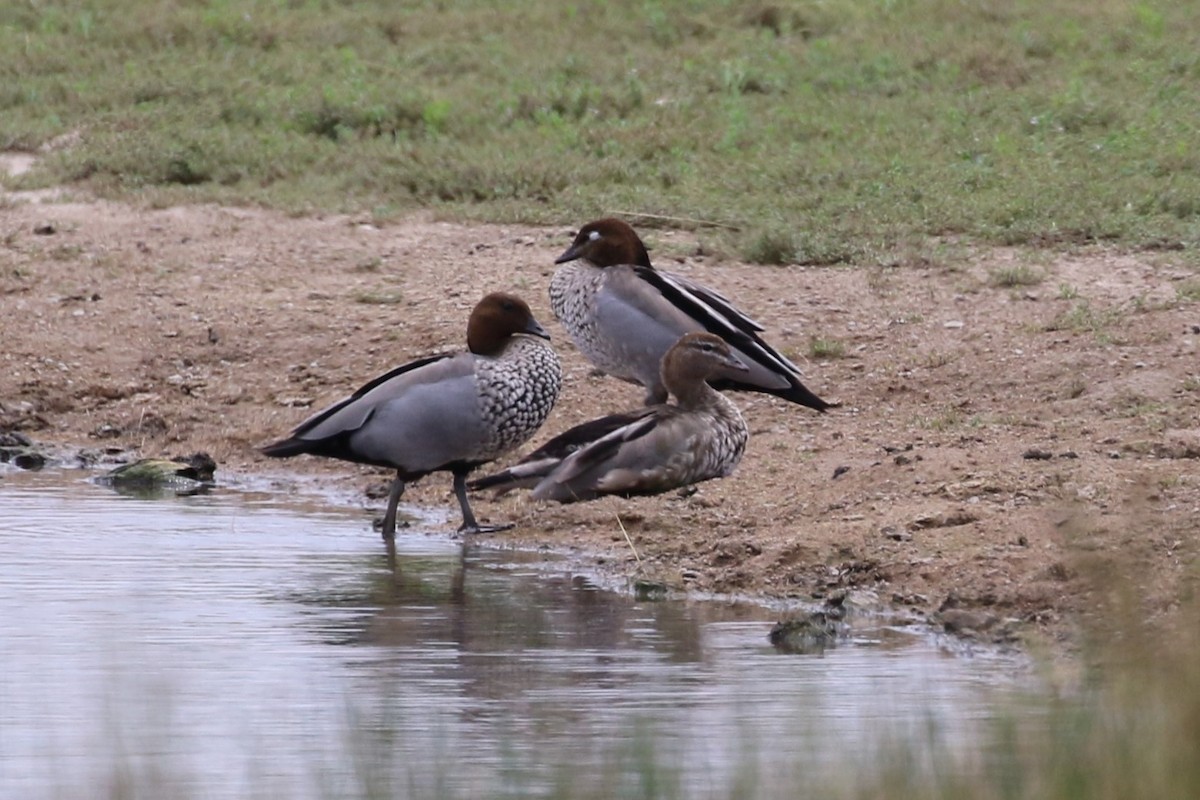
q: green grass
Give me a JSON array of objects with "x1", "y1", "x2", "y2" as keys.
[
  {"x1": 1177, "y1": 278, "x2": 1200, "y2": 301},
  {"x1": 1057, "y1": 282, "x2": 1080, "y2": 300},
  {"x1": 1043, "y1": 299, "x2": 1122, "y2": 335},
  {"x1": 808, "y1": 335, "x2": 846, "y2": 359},
  {"x1": 3, "y1": 0, "x2": 1200, "y2": 262},
  {"x1": 989, "y1": 264, "x2": 1045, "y2": 288}
]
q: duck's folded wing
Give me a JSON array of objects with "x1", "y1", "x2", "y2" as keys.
[
  {"x1": 594, "y1": 269, "x2": 704, "y2": 360},
  {"x1": 650, "y1": 269, "x2": 765, "y2": 332},
  {"x1": 468, "y1": 408, "x2": 656, "y2": 493},
  {"x1": 280, "y1": 354, "x2": 454, "y2": 439},
  {"x1": 531, "y1": 410, "x2": 701, "y2": 502},
  {"x1": 632, "y1": 267, "x2": 830, "y2": 410},
  {"x1": 262, "y1": 353, "x2": 483, "y2": 469},
  {"x1": 633, "y1": 266, "x2": 802, "y2": 372}
]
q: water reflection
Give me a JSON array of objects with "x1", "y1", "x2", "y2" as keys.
[{"x1": 0, "y1": 468, "x2": 1033, "y2": 799}]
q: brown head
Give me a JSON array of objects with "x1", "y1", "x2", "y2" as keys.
[
  {"x1": 660, "y1": 332, "x2": 749, "y2": 404},
  {"x1": 467, "y1": 293, "x2": 550, "y2": 355},
  {"x1": 554, "y1": 218, "x2": 653, "y2": 269}
]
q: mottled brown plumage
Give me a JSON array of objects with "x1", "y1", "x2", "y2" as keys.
[{"x1": 470, "y1": 333, "x2": 749, "y2": 503}]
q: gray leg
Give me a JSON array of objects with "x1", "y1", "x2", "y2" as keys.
[
  {"x1": 380, "y1": 473, "x2": 406, "y2": 541},
  {"x1": 453, "y1": 471, "x2": 513, "y2": 535}
]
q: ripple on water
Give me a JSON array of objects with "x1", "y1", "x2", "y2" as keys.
[{"x1": 0, "y1": 469, "x2": 1035, "y2": 799}]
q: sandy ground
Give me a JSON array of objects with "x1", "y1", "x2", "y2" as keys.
[{"x1": 3, "y1": 161, "x2": 1198, "y2": 648}]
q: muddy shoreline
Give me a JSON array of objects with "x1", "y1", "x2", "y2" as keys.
[{"x1": 3, "y1": 191, "x2": 1198, "y2": 649}]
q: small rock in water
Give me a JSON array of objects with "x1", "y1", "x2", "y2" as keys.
[
  {"x1": 96, "y1": 452, "x2": 217, "y2": 497},
  {"x1": 13, "y1": 452, "x2": 47, "y2": 471},
  {"x1": 769, "y1": 610, "x2": 847, "y2": 655},
  {"x1": 0, "y1": 433, "x2": 49, "y2": 470},
  {"x1": 769, "y1": 596, "x2": 849, "y2": 655},
  {"x1": 633, "y1": 579, "x2": 669, "y2": 601}
]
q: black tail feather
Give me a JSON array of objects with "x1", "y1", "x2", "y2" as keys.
[{"x1": 709, "y1": 377, "x2": 831, "y2": 412}]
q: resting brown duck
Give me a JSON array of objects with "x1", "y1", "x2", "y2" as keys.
[
  {"x1": 469, "y1": 332, "x2": 749, "y2": 503},
  {"x1": 549, "y1": 217, "x2": 829, "y2": 410},
  {"x1": 262, "y1": 292, "x2": 561, "y2": 538}
]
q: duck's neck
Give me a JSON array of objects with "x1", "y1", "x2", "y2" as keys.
[{"x1": 668, "y1": 378, "x2": 724, "y2": 411}]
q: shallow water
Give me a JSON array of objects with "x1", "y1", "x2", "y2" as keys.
[{"x1": 0, "y1": 468, "x2": 1035, "y2": 799}]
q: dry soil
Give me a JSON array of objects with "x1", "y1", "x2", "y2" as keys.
[{"x1": 3, "y1": 163, "x2": 1198, "y2": 648}]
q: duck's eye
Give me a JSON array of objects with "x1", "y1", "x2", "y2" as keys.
[
  {"x1": 501, "y1": 301, "x2": 517, "y2": 312},
  {"x1": 699, "y1": 341, "x2": 716, "y2": 352},
  {"x1": 587, "y1": 230, "x2": 601, "y2": 242}
]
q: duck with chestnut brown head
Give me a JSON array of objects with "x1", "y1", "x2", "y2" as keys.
[
  {"x1": 549, "y1": 217, "x2": 829, "y2": 411},
  {"x1": 262, "y1": 292, "x2": 561, "y2": 538}
]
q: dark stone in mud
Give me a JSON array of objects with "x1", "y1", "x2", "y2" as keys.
[
  {"x1": 0, "y1": 431, "x2": 33, "y2": 448},
  {"x1": 0, "y1": 433, "x2": 49, "y2": 470},
  {"x1": 364, "y1": 482, "x2": 392, "y2": 500},
  {"x1": 909, "y1": 510, "x2": 978, "y2": 530},
  {"x1": 1022, "y1": 448, "x2": 1053, "y2": 460},
  {"x1": 12, "y1": 451, "x2": 47, "y2": 471},
  {"x1": 892, "y1": 592, "x2": 928, "y2": 607},
  {"x1": 75, "y1": 446, "x2": 129, "y2": 468},
  {"x1": 90, "y1": 423, "x2": 123, "y2": 439},
  {"x1": 831, "y1": 465, "x2": 850, "y2": 479}
]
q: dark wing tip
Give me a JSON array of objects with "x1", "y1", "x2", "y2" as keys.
[
  {"x1": 709, "y1": 376, "x2": 832, "y2": 413},
  {"x1": 260, "y1": 438, "x2": 309, "y2": 458}
]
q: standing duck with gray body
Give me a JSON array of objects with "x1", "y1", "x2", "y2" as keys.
[
  {"x1": 549, "y1": 217, "x2": 829, "y2": 411},
  {"x1": 470, "y1": 332, "x2": 750, "y2": 503},
  {"x1": 262, "y1": 293, "x2": 561, "y2": 539}
]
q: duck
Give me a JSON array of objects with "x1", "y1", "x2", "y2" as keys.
[
  {"x1": 261, "y1": 292, "x2": 561, "y2": 539},
  {"x1": 469, "y1": 332, "x2": 749, "y2": 503},
  {"x1": 549, "y1": 217, "x2": 830, "y2": 410}
]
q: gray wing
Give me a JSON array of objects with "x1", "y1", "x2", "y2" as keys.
[
  {"x1": 626, "y1": 267, "x2": 825, "y2": 403},
  {"x1": 595, "y1": 268, "x2": 705, "y2": 387},
  {"x1": 530, "y1": 409, "x2": 710, "y2": 503},
  {"x1": 281, "y1": 353, "x2": 486, "y2": 473}
]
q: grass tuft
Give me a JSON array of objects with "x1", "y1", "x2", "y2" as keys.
[
  {"x1": 352, "y1": 290, "x2": 404, "y2": 305},
  {"x1": 1044, "y1": 300, "x2": 1121, "y2": 335},
  {"x1": 1176, "y1": 279, "x2": 1200, "y2": 302},
  {"x1": 989, "y1": 265, "x2": 1045, "y2": 288},
  {"x1": 808, "y1": 336, "x2": 846, "y2": 360}
]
